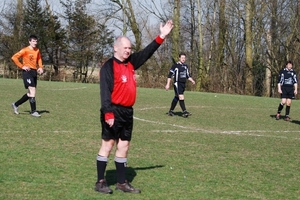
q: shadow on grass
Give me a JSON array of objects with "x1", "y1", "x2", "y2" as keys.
[
  {"x1": 270, "y1": 114, "x2": 300, "y2": 124},
  {"x1": 270, "y1": 114, "x2": 282, "y2": 120},
  {"x1": 25, "y1": 110, "x2": 50, "y2": 114},
  {"x1": 290, "y1": 120, "x2": 300, "y2": 125},
  {"x1": 165, "y1": 111, "x2": 183, "y2": 117},
  {"x1": 105, "y1": 165, "x2": 164, "y2": 186}
]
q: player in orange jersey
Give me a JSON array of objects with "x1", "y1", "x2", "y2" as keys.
[{"x1": 11, "y1": 35, "x2": 44, "y2": 117}]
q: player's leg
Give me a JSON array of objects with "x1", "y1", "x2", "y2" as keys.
[
  {"x1": 27, "y1": 86, "x2": 39, "y2": 115},
  {"x1": 168, "y1": 83, "x2": 179, "y2": 116},
  {"x1": 27, "y1": 71, "x2": 40, "y2": 116},
  {"x1": 276, "y1": 87, "x2": 288, "y2": 120},
  {"x1": 284, "y1": 98, "x2": 292, "y2": 121},
  {"x1": 12, "y1": 71, "x2": 32, "y2": 114},
  {"x1": 276, "y1": 98, "x2": 286, "y2": 120},
  {"x1": 179, "y1": 93, "x2": 187, "y2": 111},
  {"x1": 177, "y1": 83, "x2": 191, "y2": 117}
]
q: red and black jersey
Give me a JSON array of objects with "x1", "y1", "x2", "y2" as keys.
[{"x1": 100, "y1": 36, "x2": 164, "y2": 120}]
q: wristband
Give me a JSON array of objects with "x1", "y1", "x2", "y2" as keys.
[{"x1": 160, "y1": 34, "x2": 165, "y2": 39}]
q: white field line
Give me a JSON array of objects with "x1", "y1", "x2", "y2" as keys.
[
  {"x1": 46, "y1": 87, "x2": 87, "y2": 91},
  {"x1": 133, "y1": 116, "x2": 300, "y2": 140},
  {"x1": 137, "y1": 106, "x2": 209, "y2": 111},
  {"x1": 133, "y1": 116, "x2": 213, "y2": 133},
  {"x1": 0, "y1": 130, "x2": 97, "y2": 133}
]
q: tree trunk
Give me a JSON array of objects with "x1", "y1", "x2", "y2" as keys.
[
  {"x1": 264, "y1": 30, "x2": 272, "y2": 97},
  {"x1": 218, "y1": 0, "x2": 226, "y2": 93},
  {"x1": 171, "y1": 0, "x2": 180, "y2": 62},
  {"x1": 195, "y1": 0, "x2": 203, "y2": 91},
  {"x1": 245, "y1": 0, "x2": 254, "y2": 95}
]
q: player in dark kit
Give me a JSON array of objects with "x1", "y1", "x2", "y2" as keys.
[
  {"x1": 165, "y1": 52, "x2": 195, "y2": 117},
  {"x1": 275, "y1": 60, "x2": 298, "y2": 121},
  {"x1": 94, "y1": 20, "x2": 173, "y2": 194}
]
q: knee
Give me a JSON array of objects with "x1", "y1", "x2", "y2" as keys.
[
  {"x1": 27, "y1": 87, "x2": 36, "y2": 97},
  {"x1": 116, "y1": 141, "x2": 130, "y2": 157},
  {"x1": 99, "y1": 141, "x2": 114, "y2": 156},
  {"x1": 117, "y1": 144, "x2": 129, "y2": 153}
]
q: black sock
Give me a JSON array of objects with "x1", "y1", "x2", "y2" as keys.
[
  {"x1": 15, "y1": 94, "x2": 29, "y2": 107},
  {"x1": 29, "y1": 97, "x2": 36, "y2": 113},
  {"x1": 170, "y1": 96, "x2": 179, "y2": 111},
  {"x1": 277, "y1": 103, "x2": 284, "y2": 113},
  {"x1": 115, "y1": 157, "x2": 127, "y2": 184},
  {"x1": 179, "y1": 100, "x2": 186, "y2": 112},
  {"x1": 285, "y1": 106, "x2": 290, "y2": 116},
  {"x1": 96, "y1": 155, "x2": 108, "y2": 182}
]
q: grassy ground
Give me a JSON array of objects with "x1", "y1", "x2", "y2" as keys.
[{"x1": 0, "y1": 78, "x2": 299, "y2": 200}]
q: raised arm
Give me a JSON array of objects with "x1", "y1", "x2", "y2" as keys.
[{"x1": 159, "y1": 20, "x2": 174, "y2": 39}]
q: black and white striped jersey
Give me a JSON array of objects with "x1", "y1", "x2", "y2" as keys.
[
  {"x1": 277, "y1": 68, "x2": 298, "y2": 87},
  {"x1": 167, "y1": 62, "x2": 191, "y2": 83}
]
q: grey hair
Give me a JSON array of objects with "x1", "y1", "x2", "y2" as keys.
[{"x1": 114, "y1": 35, "x2": 131, "y2": 46}]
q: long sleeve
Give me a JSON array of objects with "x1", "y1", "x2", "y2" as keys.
[
  {"x1": 11, "y1": 47, "x2": 43, "y2": 70},
  {"x1": 100, "y1": 59, "x2": 114, "y2": 115},
  {"x1": 130, "y1": 35, "x2": 164, "y2": 70},
  {"x1": 37, "y1": 51, "x2": 43, "y2": 68},
  {"x1": 11, "y1": 50, "x2": 25, "y2": 69}
]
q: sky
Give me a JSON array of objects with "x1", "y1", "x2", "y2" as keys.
[
  {"x1": 0, "y1": 0, "x2": 165, "y2": 39},
  {"x1": 0, "y1": 0, "x2": 164, "y2": 18}
]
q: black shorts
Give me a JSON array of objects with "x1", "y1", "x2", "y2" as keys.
[
  {"x1": 100, "y1": 104, "x2": 133, "y2": 141},
  {"x1": 174, "y1": 82, "x2": 186, "y2": 95},
  {"x1": 281, "y1": 87, "x2": 295, "y2": 99},
  {"x1": 22, "y1": 69, "x2": 37, "y2": 89}
]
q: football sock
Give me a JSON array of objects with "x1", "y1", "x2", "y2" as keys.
[
  {"x1": 179, "y1": 100, "x2": 186, "y2": 111},
  {"x1": 15, "y1": 94, "x2": 29, "y2": 107},
  {"x1": 285, "y1": 106, "x2": 290, "y2": 116},
  {"x1": 170, "y1": 96, "x2": 179, "y2": 111},
  {"x1": 96, "y1": 155, "x2": 108, "y2": 181},
  {"x1": 115, "y1": 157, "x2": 127, "y2": 184},
  {"x1": 29, "y1": 97, "x2": 36, "y2": 113},
  {"x1": 277, "y1": 103, "x2": 284, "y2": 113}
]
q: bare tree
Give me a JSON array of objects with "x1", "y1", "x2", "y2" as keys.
[
  {"x1": 0, "y1": 0, "x2": 23, "y2": 78},
  {"x1": 244, "y1": 0, "x2": 254, "y2": 95}
]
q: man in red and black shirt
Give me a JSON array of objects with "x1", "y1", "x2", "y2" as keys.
[{"x1": 95, "y1": 20, "x2": 173, "y2": 194}]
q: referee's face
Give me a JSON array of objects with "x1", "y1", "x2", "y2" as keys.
[{"x1": 114, "y1": 37, "x2": 132, "y2": 62}]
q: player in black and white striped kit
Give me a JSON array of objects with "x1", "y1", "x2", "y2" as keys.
[
  {"x1": 275, "y1": 60, "x2": 298, "y2": 121},
  {"x1": 165, "y1": 52, "x2": 195, "y2": 117}
]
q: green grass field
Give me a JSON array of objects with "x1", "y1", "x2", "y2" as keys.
[{"x1": 0, "y1": 78, "x2": 299, "y2": 200}]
